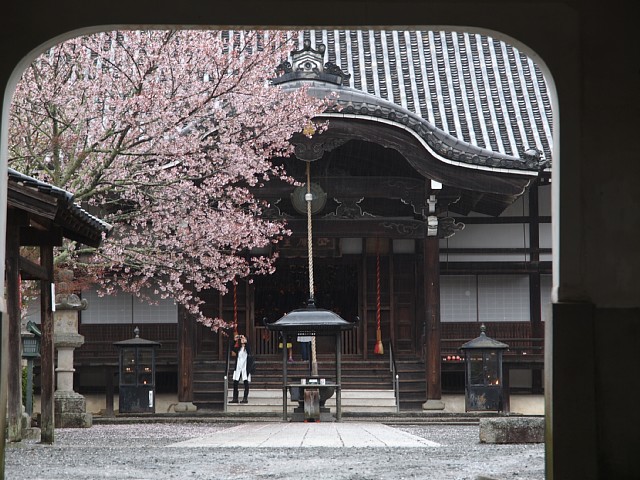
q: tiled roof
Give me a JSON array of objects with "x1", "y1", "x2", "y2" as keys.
[
  {"x1": 293, "y1": 29, "x2": 552, "y2": 172},
  {"x1": 8, "y1": 168, "x2": 112, "y2": 246}
]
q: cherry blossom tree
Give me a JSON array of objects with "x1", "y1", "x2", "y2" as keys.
[{"x1": 9, "y1": 29, "x2": 329, "y2": 329}]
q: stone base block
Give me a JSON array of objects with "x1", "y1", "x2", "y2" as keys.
[
  {"x1": 55, "y1": 391, "x2": 87, "y2": 414},
  {"x1": 479, "y1": 417, "x2": 544, "y2": 444},
  {"x1": 54, "y1": 391, "x2": 92, "y2": 428},
  {"x1": 422, "y1": 399, "x2": 446, "y2": 410},
  {"x1": 55, "y1": 412, "x2": 92, "y2": 428},
  {"x1": 173, "y1": 402, "x2": 198, "y2": 413},
  {"x1": 22, "y1": 427, "x2": 41, "y2": 441}
]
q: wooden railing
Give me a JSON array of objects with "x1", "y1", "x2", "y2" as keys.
[
  {"x1": 254, "y1": 326, "x2": 279, "y2": 355},
  {"x1": 76, "y1": 323, "x2": 178, "y2": 365},
  {"x1": 440, "y1": 322, "x2": 544, "y2": 357},
  {"x1": 74, "y1": 321, "x2": 542, "y2": 366},
  {"x1": 253, "y1": 325, "x2": 360, "y2": 356}
]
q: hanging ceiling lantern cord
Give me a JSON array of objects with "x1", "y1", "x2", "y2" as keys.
[
  {"x1": 306, "y1": 161, "x2": 319, "y2": 376},
  {"x1": 374, "y1": 241, "x2": 384, "y2": 355}
]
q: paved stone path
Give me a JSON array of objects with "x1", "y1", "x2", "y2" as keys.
[
  {"x1": 5, "y1": 422, "x2": 545, "y2": 479},
  {"x1": 169, "y1": 422, "x2": 441, "y2": 448}
]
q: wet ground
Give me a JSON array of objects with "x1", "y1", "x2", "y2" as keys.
[{"x1": 5, "y1": 422, "x2": 544, "y2": 480}]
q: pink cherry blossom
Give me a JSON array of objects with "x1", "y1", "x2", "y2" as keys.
[{"x1": 9, "y1": 30, "x2": 330, "y2": 330}]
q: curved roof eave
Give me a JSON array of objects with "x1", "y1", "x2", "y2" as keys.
[
  {"x1": 8, "y1": 168, "x2": 113, "y2": 247},
  {"x1": 295, "y1": 30, "x2": 553, "y2": 165},
  {"x1": 282, "y1": 80, "x2": 542, "y2": 176}
]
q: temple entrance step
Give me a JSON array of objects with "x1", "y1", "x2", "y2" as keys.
[
  {"x1": 396, "y1": 360, "x2": 428, "y2": 410},
  {"x1": 225, "y1": 388, "x2": 397, "y2": 414},
  {"x1": 192, "y1": 357, "x2": 412, "y2": 410}
]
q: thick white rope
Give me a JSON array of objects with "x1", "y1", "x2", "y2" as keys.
[{"x1": 306, "y1": 161, "x2": 318, "y2": 376}]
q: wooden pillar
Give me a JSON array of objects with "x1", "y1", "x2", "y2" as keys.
[
  {"x1": 361, "y1": 251, "x2": 368, "y2": 360},
  {"x1": 424, "y1": 233, "x2": 443, "y2": 405},
  {"x1": 389, "y1": 251, "x2": 395, "y2": 346},
  {"x1": 282, "y1": 332, "x2": 288, "y2": 421},
  {"x1": 335, "y1": 332, "x2": 342, "y2": 421},
  {"x1": 104, "y1": 366, "x2": 114, "y2": 417},
  {"x1": 177, "y1": 305, "x2": 193, "y2": 403},
  {"x1": 528, "y1": 182, "x2": 544, "y2": 393},
  {"x1": 39, "y1": 245, "x2": 55, "y2": 444},
  {"x1": 6, "y1": 220, "x2": 22, "y2": 441},
  {"x1": 0, "y1": 306, "x2": 8, "y2": 479}
]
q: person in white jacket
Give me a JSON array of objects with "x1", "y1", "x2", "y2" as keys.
[{"x1": 230, "y1": 334, "x2": 255, "y2": 403}]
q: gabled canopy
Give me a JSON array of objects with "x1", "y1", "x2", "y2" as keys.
[
  {"x1": 7, "y1": 168, "x2": 112, "y2": 248},
  {"x1": 460, "y1": 324, "x2": 509, "y2": 350},
  {"x1": 266, "y1": 299, "x2": 357, "y2": 336}
]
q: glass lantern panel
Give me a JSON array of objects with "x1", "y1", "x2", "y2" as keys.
[
  {"x1": 469, "y1": 354, "x2": 484, "y2": 385},
  {"x1": 121, "y1": 348, "x2": 136, "y2": 385},
  {"x1": 138, "y1": 349, "x2": 153, "y2": 386},
  {"x1": 485, "y1": 351, "x2": 499, "y2": 385}
]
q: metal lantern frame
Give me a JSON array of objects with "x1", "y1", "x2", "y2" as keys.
[
  {"x1": 113, "y1": 327, "x2": 161, "y2": 414},
  {"x1": 21, "y1": 320, "x2": 41, "y2": 416},
  {"x1": 266, "y1": 299, "x2": 358, "y2": 422},
  {"x1": 460, "y1": 324, "x2": 509, "y2": 412}
]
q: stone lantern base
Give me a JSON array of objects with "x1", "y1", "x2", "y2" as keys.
[
  {"x1": 53, "y1": 291, "x2": 92, "y2": 428},
  {"x1": 54, "y1": 389, "x2": 92, "y2": 428}
]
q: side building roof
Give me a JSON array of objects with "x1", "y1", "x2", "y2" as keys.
[{"x1": 7, "y1": 168, "x2": 112, "y2": 248}]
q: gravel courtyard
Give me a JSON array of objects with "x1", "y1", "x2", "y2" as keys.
[{"x1": 4, "y1": 422, "x2": 544, "y2": 480}]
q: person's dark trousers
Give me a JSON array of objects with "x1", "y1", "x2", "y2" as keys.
[
  {"x1": 231, "y1": 380, "x2": 239, "y2": 403},
  {"x1": 242, "y1": 380, "x2": 249, "y2": 403},
  {"x1": 232, "y1": 380, "x2": 249, "y2": 403}
]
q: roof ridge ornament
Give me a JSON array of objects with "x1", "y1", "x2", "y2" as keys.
[
  {"x1": 273, "y1": 40, "x2": 351, "y2": 86},
  {"x1": 520, "y1": 147, "x2": 551, "y2": 171}
]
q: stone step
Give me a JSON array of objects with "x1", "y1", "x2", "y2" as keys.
[
  {"x1": 225, "y1": 405, "x2": 398, "y2": 414},
  {"x1": 225, "y1": 388, "x2": 398, "y2": 413},
  {"x1": 226, "y1": 388, "x2": 396, "y2": 399}
]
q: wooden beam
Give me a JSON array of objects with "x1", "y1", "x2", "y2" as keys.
[
  {"x1": 19, "y1": 227, "x2": 63, "y2": 247},
  {"x1": 5, "y1": 223, "x2": 22, "y2": 441},
  {"x1": 424, "y1": 233, "x2": 442, "y2": 401},
  {"x1": 528, "y1": 182, "x2": 544, "y2": 394},
  {"x1": 324, "y1": 119, "x2": 533, "y2": 197},
  {"x1": 39, "y1": 245, "x2": 55, "y2": 444},
  {"x1": 258, "y1": 176, "x2": 425, "y2": 203},
  {"x1": 440, "y1": 261, "x2": 552, "y2": 274},
  {"x1": 457, "y1": 215, "x2": 552, "y2": 225},
  {"x1": 19, "y1": 256, "x2": 50, "y2": 281},
  {"x1": 6, "y1": 208, "x2": 29, "y2": 226},
  {"x1": 7, "y1": 185, "x2": 58, "y2": 220},
  {"x1": 284, "y1": 218, "x2": 425, "y2": 239},
  {"x1": 361, "y1": 250, "x2": 368, "y2": 360},
  {"x1": 389, "y1": 252, "x2": 395, "y2": 346},
  {"x1": 441, "y1": 247, "x2": 552, "y2": 255},
  {"x1": 177, "y1": 305, "x2": 194, "y2": 403}
]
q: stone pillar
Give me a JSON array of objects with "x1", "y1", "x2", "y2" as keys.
[{"x1": 53, "y1": 291, "x2": 92, "y2": 428}]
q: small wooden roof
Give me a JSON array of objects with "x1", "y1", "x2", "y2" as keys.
[
  {"x1": 7, "y1": 168, "x2": 112, "y2": 248},
  {"x1": 266, "y1": 299, "x2": 358, "y2": 336},
  {"x1": 460, "y1": 324, "x2": 509, "y2": 350},
  {"x1": 113, "y1": 327, "x2": 161, "y2": 348}
]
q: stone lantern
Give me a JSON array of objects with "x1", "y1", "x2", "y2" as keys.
[
  {"x1": 460, "y1": 324, "x2": 509, "y2": 412},
  {"x1": 54, "y1": 291, "x2": 92, "y2": 428}
]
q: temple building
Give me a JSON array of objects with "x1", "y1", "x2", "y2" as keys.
[{"x1": 69, "y1": 29, "x2": 553, "y2": 410}]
